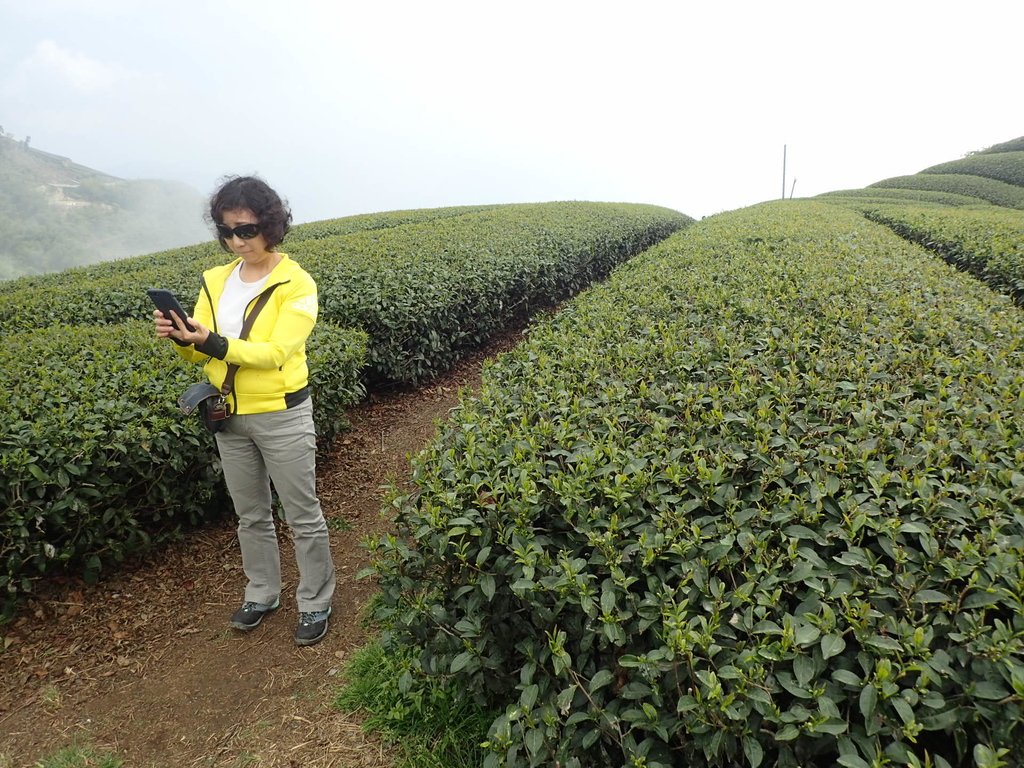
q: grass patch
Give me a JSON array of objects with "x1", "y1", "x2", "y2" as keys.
[
  {"x1": 326, "y1": 516, "x2": 354, "y2": 533},
  {"x1": 335, "y1": 640, "x2": 494, "y2": 768},
  {"x1": 32, "y1": 744, "x2": 123, "y2": 768}
]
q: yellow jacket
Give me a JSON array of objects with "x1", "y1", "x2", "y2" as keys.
[{"x1": 176, "y1": 254, "x2": 318, "y2": 415}]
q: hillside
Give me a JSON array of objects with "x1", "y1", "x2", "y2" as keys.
[
  {"x1": 816, "y1": 134, "x2": 1024, "y2": 208},
  {"x1": 0, "y1": 133, "x2": 211, "y2": 280}
]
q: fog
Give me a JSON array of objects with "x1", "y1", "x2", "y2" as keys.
[
  {"x1": 101, "y1": 179, "x2": 212, "y2": 257},
  {"x1": 1, "y1": 0, "x2": 1022, "y2": 226}
]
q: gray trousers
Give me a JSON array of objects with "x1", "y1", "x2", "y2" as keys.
[{"x1": 215, "y1": 399, "x2": 335, "y2": 613}]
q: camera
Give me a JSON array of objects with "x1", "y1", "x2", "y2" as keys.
[{"x1": 205, "y1": 397, "x2": 230, "y2": 421}]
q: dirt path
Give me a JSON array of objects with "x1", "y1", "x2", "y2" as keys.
[{"x1": 0, "y1": 331, "x2": 522, "y2": 768}]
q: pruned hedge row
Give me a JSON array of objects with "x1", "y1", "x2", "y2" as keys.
[
  {"x1": 369, "y1": 201, "x2": 1024, "y2": 768},
  {"x1": 817, "y1": 188, "x2": 990, "y2": 208},
  {"x1": 921, "y1": 151, "x2": 1024, "y2": 188},
  {"x1": 291, "y1": 202, "x2": 692, "y2": 385},
  {"x1": 862, "y1": 204, "x2": 1024, "y2": 306},
  {"x1": 0, "y1": 203, "x2": 691, "y2": 387},
  {"x1": 868, "y1": 174, "x2": 1024, "y2": 209},
  {"x1": 977, "y1": 137, "x2": 1024, "y2": 155},
  {"x1": 284, "y1": 204, "x2": 496, "y2": 242},
  {"x1": 0, "y1": 320, "x2": 367, "y2": 617},
  {"x1": 0, "y1": 204, "x2": 499, "y2": 325}
]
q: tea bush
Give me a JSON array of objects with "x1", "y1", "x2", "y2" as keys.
[
  {"x1": 976, "y1": 137, "x2": 1024, "y2": 155},
  {"x1": 0, "y1": 203, "x2": 690, "y2": 387},
  {"x1": 0, "y1": 204, "x2": 497, "y2": 327},
  {"x1": 817, "y1": 188, "x2": 989, "y2": 207},
  {"x1": 863, "y1": 204, "x2": 1024, "y2": 305},
  {"x1": 299, "y1": 202, "x2": 691, "y2": 385},
  {"x1": 921, "y1": 151, "x2": 1024, "y2": 188},
  {"x1": 369, "y1": 201, "x2": 1024, "y2": 767},
  {"x1": 285, "y1": 204, "x2": 496, "y2": 242},
  {"x1": 0, "y1": 320, "x2": 366, "y2": 616},
  {"x1": 868, "y1": 175, "x2": 1024, "y2": 209}
]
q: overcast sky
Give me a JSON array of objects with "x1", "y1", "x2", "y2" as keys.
[{"x1": 2, "y1": 0, "x2": 1022, "y2": 226}]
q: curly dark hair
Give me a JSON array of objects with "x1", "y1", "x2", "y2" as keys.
[{"x1": 207, "y1": 175, "x2": 292, "y2": 251}]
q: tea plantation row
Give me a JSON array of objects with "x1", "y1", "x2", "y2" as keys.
[
  {"x1": 292, "y1": 203, "x2": 691, "y2": 384},
  {"x1": 867, "y1": 174, "x2": 1024, "y2": 209},
  {"x1": 818, "y1": 188, "x2": 991, "y2": 208},
  {"x1": 859, "y1": 204, "x2": 1024, "y2": 305},
  {"x1": 0, "y1": 320, "x2": 369, "y2": 616},
  {"x1": 0, "y1": 203, "x2": 496, "y2": 300},
  {"x1": 0, "y1": 202, "x2": 691, "y2": 616},
  {"x1": 369, "y1": 201, "x2": 1024, "y2": 768},
  {"x1": 920, "y1": 151, "x2": 1024, "y2": 189},
  {"x1": 0, "y1": 202, "x2": 690, "y2": 387}
]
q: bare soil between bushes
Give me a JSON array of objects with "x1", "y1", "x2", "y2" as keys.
[{"x1": 0, "y1": 330, "x2": 524, "y2": 768}]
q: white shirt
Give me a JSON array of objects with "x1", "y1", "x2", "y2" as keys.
[{"x1": 217, "y1": 263, "x2": 271, "y2": 339}]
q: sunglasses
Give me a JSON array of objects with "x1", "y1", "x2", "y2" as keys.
[{"x1": 216, "y1": 223, "x2": 261, "y2": 240}]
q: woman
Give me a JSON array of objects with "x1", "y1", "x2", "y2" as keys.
[{"x1": 154, "y1": 175, "x2": 335, "y2": 646}]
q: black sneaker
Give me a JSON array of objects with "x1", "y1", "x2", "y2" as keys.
[
  {"x1": 229, "y1": 597, "x2": 280, "y2": 630},
  {"x1": 294, "y1": 607, "x2": 331, "y2": 646}
]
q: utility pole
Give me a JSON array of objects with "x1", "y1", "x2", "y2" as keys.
[
  {"x1": 782, "y1": 144, "x2": 787, "y2": 200},
  {"x1": 790, "y1": 178, "x2": 797, "y2": 199}
]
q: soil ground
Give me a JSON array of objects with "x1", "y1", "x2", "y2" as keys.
[{"x1": 0, "y1": 330, "x2": 523, "y2": 768}]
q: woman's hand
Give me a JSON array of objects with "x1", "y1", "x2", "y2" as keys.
[{"x1": 153, "y1": 309, "x2": 211, "y2": 346}]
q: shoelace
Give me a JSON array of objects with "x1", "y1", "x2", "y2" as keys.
[
  {"x1": 241, "y1": 601, "x2": 275, "y2": 613},
  {"x1": 298, "y1": 612, "x2": 325, "y2": 626}
]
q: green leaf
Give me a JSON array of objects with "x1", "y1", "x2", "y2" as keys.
[
  {"x1": 601, "y1": 588, "x2": 617, "y2": 614},
  {"x1": 859, "y1": 685, "x2": 878, "y2": 720},
  {"x1": 479, "y1": 573, "x2": 496, "y2": 600},
  {"x1": 794, "y1": 655, "x2": 815, "y2": 686},
  {"x1": 974, "y1": 745, "x2": 1004, "y2": 768},
  {"x1": 450, "y1": 651, "x2": 474, "y2": 674},
  {"x1": 892, "y1": 697, "x2": 915, "y2": 724},
  {"x1": 475, "y1": 545, "x2": 491, "y2": 566},
  {"x1": 511, "y1": 578, "x2": 535, "y2": 593},
  {"x1": 589, "y1": 669, "x2": 615, "y2": 693},
  {"x1": 524, "y1": 727, "x2": 544, "y2": 757},
  {"x1": 821, "y1": 633, "x2": 846, "y2": 660},
  {"x1": 899, "y1": 521, "x2": 930, "y2": 535},
  {"x1": 818, "y1": 695, "x2": 841, "y2": 719},
  {"x1": 775, "y1": 724, "x2": 799, "y2": 741},
  {"x1": 962, "y1": 591, "x2": 1000, "y2": 609},
  {"x1": 556, "y1": 685, "x2": 576, "y2": 712},
  {"x1": 742, "y1": 735, "x2": 764, "y2": 767},
  {"x1": 971, "y1": 681, "x2": 1009, "y2": 701},
  {"x1": 794, "y1": 622, "x2": 821, "y2": 646},
  {"x1": 833, "y1": 669, "x2": 862, "y2": 686},
  {"x1": 866, "y1": 634, "x2": 903, "y2": 652},
  {"x1": 397, "y1": 670, "x2": 413, "y2": 694},
  {"x1": 782, "y1": 525, "x2": 821, "y2": 541},
  {"x1": 677, "y1": 695, "x2": 697, "y2": 713},
  {"x1": 837, "y1": 754, "x2": 872, "y2": 768},
  {"x1": 520, "y1": 683, "x2": 539, "y2": 710},
  {"x1": 812, "y1": 721, "x2": 848, "y2": 735}
]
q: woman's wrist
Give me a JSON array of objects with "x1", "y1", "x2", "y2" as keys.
[{"x1": 195, "y1": 332, "x2": 228, "y2": 360}]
